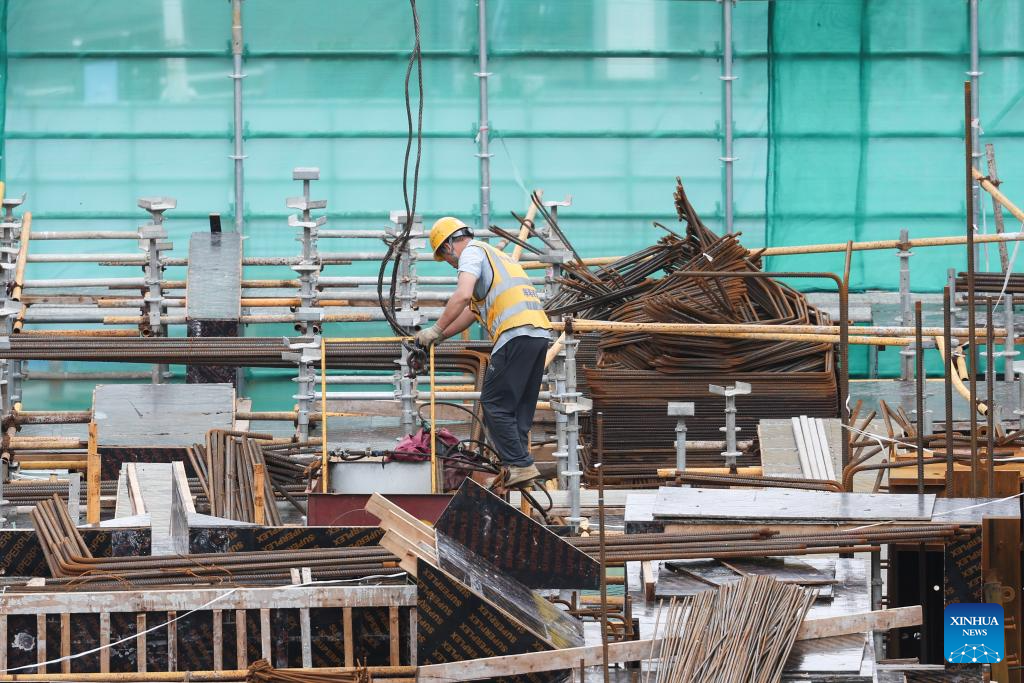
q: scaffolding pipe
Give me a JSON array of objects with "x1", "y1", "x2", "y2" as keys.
[
  {"x1": 317, "y1": 228, "x2": 498, "y2": 239},
  {"x1": 30, "y1": 231, "x2": 142, "y2": 240},
  {"x1": 966, "y1": 81, "x2": 979, "y2": 498},
  {"x1": 28, "y1": 255, "x2": 355, "y2": 266},
  {"x1": 317, "y1": 390, "x2": 551, "y2": 401},
  {"x1": 316, "y1": 374, "x2": 474, "y2": 385},
  {"x1": 969, "y1": 0, "x2": 981, "y2": 265},
  {"x1": 518, "y1": 230, "x2": 1024, "y2": 269},
  {"x1": 231, "y1": 0, "x2": 245, "y2": 234},
  {"x1": 476, "y1": 0, "x2": 491, "y2": 233},
  {"x1": 721, "y1": 0, "x2": 735, "y2": 235}
]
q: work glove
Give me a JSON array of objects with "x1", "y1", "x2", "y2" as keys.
[{"x1": 415, "y1": 325, "x2": 444, "y2": 348}]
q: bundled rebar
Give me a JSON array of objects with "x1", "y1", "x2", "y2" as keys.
[
  {"x1": 650, "y1": 575, "x2": 815, "y2": 683},
  {"x1": 187, "y1": 430, "x2": 303, "y2": 524},
  {"x1": 246, "y1": 660, "x2": 371, "y2": 683},
  {"x1": 22, "y1": 495, "x2": 400, "y2": 589}
]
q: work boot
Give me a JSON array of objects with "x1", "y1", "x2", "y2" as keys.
[{"x1": 505, "y1": 464, "x2": 541, "y2": 487}]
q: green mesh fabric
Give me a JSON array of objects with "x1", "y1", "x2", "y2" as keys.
[
  {"x1": 766, "y1": 0, "x2": 1024, "y2": 292},
  {"x1": 3, "y1": 1, "x2": 1024, "y2": 405}
]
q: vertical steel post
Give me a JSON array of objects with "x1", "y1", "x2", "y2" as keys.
[
  {"x1": 968, "y1": 0, "x2": 981, "y2": 264},
  {"x1": 898, "y1": 229, "x2": 913, "y2": 381},
  {"x1": 965, "y1": 82, "x2": 979, "y2": 498},
  {"x1": 720, "y1": 0, "x2": 736, "y2": 235},
  {"x1": 563, "y1": 324, "x2": 582, "y2": 529},
  {"x1": 871, "y1": 550, "x2": 884, "y2": 659},
  {"x1": 476, "y1": 0, "x2": 491, "y2": 233},
  {"x1": 1004, "y1": 294, "x2": 1017, "y2": 413},
  {"x1": 289, "y1": 169, "x2": 326, "y2": 336},
  {"x1": 915, "y1": 301, "x2": 925, "y2": 494},
  {"x1": 595, "y1": 429, "x2": 609, "y2": 683},
  {"x1": 915, "y1": 301, "x2": 928, "y2": 663},
  {"x1": 943, "y1": 287, "x2": 954, "y2": 498},
  {"x1": 231, "y1": 0, "x2": 246, "y2": 234},
  {"x1": 986, "y1": 296, "x2": 996, "y2": 497},
  {"x1": 397, "y1": 345, "x2": 416, "y2": 438}
]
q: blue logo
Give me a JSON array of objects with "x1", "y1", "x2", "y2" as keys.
[{"x1": 944, "y1": 603, "x2": 1004, "y2": 663}]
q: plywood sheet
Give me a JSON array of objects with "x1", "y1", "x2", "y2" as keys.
[
  {"x1": 186, "y1": 232, "x2": 242, "y2": 321},
  {"x1": 436, "y1": 479, "x2": 600, "y2": 590},
  {"x1": 94, "y1": 384, "x2": 234, "y2": 448},
  {"x1": 651, "y1": 487, "x2": 935, "y2": 522}
]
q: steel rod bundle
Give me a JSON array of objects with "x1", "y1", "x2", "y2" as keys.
[
  {"x1": 24, "y1": 495, "x2": 400, "y2": 589},
  {"x1": 246, "y1": 660, "x2": 370, "y2": 683},
  {"x1": 187, "y1": 430, "x2": 298, "y2": 524},
  {"x1": 569, "y1": 524, "x2": 969, "y2": 563},
  {"x1": 650, "y1": 575, "x2": 816, "y2": 683}
]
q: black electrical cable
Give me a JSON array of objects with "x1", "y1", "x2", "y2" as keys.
[
  {"x1": 377, "y1": 0, "x2": 424, "y2": 336},
  {"x1": 417, "y1": 400, "x2": 486, "y2": 436}
]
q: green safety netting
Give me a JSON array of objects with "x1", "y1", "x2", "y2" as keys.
[
  {"x1": 0, "y1": 0, "x2": 1021, "y2": 406},
  {"x1": 766, "y1": 0, "x2": 1024, "y2": 292}
]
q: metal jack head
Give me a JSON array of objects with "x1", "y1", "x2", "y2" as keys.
[
  {"x1": 667, "y1": 402, "x2": 695, "y2": 417},
  {"x1": 708, "y1": 381, "x2": 751, "y2": 398},
  {"x1": 543, "y1": 195, "x2": 573, "y2": 210},
  {"x1": 292, "y1": 167, "x2": 320, "y2": 181},
  {"x1": 2, "y1": 194, "x2": 26, "y2": 221},
  {"x1": 138, "y1": 197, "x2": 177, "y2": 214}
]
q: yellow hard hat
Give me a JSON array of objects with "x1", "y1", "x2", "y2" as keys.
[{"x1": 429, "y1": 216, "x2": 471, "y2": 261}]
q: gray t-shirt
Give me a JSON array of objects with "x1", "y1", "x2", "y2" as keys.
[{"x1": 457, "y1": 244, "x2": 550, "y2": 354}]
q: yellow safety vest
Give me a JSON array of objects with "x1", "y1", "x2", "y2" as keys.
[{"x1": 468, "y1": 240, "x2": 552, "y2": 341}]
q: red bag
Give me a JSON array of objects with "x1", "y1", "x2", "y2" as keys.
[{"x1": 388, "y1": 427, "x2": 460, "y2": 463}]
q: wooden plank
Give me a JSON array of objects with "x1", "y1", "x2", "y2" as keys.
[
  {"x1": 366, "y1": 492, "x2": 437, "y2": 547},
  {"x1": 0, "y1": 584, "x2": 417, "y2": 614},
  {"x1": 172, "y1": 461, "x2": 196, "y2": 514},
  {"x1": 295, "y1": 569, "x2": 311, "y2": 669},
  {"x1": 259, "y1": 609, "x2": 271, "y2": 661},
  {"x1": 299, "y1": 605, "x2": 312, "y2": 669},
  {"x1": 136, "y1": 614, "x2": 147, "y2": 673},
  {"x1": 126, "y1": 463, "x2": 146, "y2": 515},
  {"x1": 235, "y1": 609, "x2": 247, "y2": 668},
  {"x1": 342, "y1": 608, "x2": 354, "y2": 667},
  {"x1": 418, "y1": 606, "x2": 925, "y2": 682},
  {"x1": 86, "y1": 422, "x2": 100, "y2": 524},
  {"x1": 253, "y1": 463, "x2": 266, "y2": 526},
  {"x1": 36, "y1": 614, "x2": 46, "y2": 674},
  {"x1": 418, "y1": 638, "x2": 663, "y2": 681},
  {"x1": 984, "y1": 516, "x2": 1022, "y2": 683},
  {"x1": 212, "y1": 610, "x2": 223, "y2": 671},
  {"x1": 641, "y1": 561, "x2": 655, "y2": 602},
  {"x1": 99, "y1": 612, "x2": 110, "y2": 673},
  {"x1": 408, "y1": 608, "x2": 417, "y2": 667},
  {"x1": 378, "y1": 529, "x2": 425, "y2": 577},
  {"x1": 167, "y1": 611, "x2": 177, "y2": 672},
  {"x1": 796, "y1": 606, "x2": 922, "y2": 641},
  {"x1": 389, "y1": 606, "x2": 400, "y2": 666},
  {"x1": 60, "y1": 613, "x2": 70, "y2": 674}
]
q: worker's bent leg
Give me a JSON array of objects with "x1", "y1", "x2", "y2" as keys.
[
  {"x1": 481, "y1": 337, "x2": 544, "y2": 467},
  {"x1": 515, "y1": 337, "x2": 549, "y2": 456}
]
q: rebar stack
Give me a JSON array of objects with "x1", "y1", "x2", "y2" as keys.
[
  {"x1": 651, "y1": 575, "x2": 816, "y2": 683},
  {"x1": 186, "y1": 431, "x2": 309, "y2": 525},
  {"x1": 568, "y1": 524, "x2": 971, "y2": 563},
  {"x1": 23, "y1": 495, "x2": 400, "y2": 590},
  {"x1": 548, "y1": 180, "x2": 838, "y2": 475}
]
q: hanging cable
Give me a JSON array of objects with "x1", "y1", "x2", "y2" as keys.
[{"x1": 377, "y1": 0, "x2": 424, "y2": 336}]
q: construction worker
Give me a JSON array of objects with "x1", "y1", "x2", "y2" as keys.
[{"x1": 416, "y1": 217, "x2": 552, "y2": 487}]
